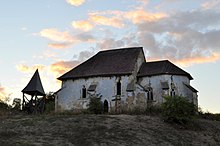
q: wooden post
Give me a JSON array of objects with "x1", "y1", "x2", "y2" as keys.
[{"x1": 22, "y1": 93, "x2": 25, "y2": 110}]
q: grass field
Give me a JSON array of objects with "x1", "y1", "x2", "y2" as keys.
[{"x1": 0, "y1": 113, "x2": 220, "y2": 146}]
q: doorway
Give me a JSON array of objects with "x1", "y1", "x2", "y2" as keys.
[{"x1": 103, "y1": 100, "x2": 108, "y2": 113}]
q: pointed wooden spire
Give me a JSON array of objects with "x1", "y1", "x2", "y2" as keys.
[{"x1": 22, "y1": 69, "x2": 45, "y2": 96}]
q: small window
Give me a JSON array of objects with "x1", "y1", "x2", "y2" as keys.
[
  {"x1": 147, "y1": 88, "x2": 153, "y2": 101},
  {"x1": 88, "y1": 84, "x2": 97, "y2": 91},
  {"x1": 82, "y1": 86, "x2": 86, "y2": 98},
  {"x1": 117, "y1": 81, "x2": 121, "y2": 95}
]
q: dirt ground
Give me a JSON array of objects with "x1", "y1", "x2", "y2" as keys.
[{"x1": 0, "y1": 114, "x2": 220, "y2": 146}]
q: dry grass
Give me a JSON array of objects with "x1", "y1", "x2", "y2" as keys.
[{"x1": 0, "y1": 113, "x2": 220, "y2": 146}]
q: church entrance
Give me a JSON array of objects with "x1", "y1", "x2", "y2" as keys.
[{"x1": 103, "y1": 100, "x2": 108, "y2": 113}]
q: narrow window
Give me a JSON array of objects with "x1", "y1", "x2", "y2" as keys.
[
  {"x1": 82, "y1": 86, "x2": 86, "y2": 98},
  {"x1": 117, "y1": 81, "x2": 121, "y2": 95},
  {"x1": 147, "y1": 88, "x2": 153, "y2": 101},
  {"x1": 150, "y1": 90, "x2": 153, "y2": 100},
  {"x1": 170, "y1": 89, "x2": 175, "y2": 97}
]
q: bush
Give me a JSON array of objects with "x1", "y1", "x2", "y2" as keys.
[
  {"x1": 0, "y1": 100, "x2": 9, "y2": 110},
  {"x1": 198, "y1": 109, "x2": 220, "y2": 121},
  {"x1": 44, "y1": 92, "x2": 55, "y2": 113},
  {"x1": 87, "y1": 95, "x2": 102, "y2": 114},
  {"x1": 162, "y1": 95, "x2": 197, "y2": 124}
]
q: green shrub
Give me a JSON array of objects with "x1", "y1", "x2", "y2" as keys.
[
  {"x1": 87, "y1": 95, "x2": 102, "y2": 114},
  {"x1": 162, "y1": 95, "x2": 197, "y2": 124}
]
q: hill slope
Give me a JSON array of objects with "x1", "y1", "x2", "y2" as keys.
[{"x1": 0, "y1": 114, "x2": 220, "y2": 146}]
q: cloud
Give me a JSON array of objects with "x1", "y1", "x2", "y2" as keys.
[
  {"x1": 75, "y1": 33, "x2": 95, "y2": 42},
  {"x1": 48, "y1": 43, "x2": 73, "y2": 49},
  {"x1": 96, "y1": 36, "x2": 139, "y2": 50},
  {"x1": 40, "y1": 28, "x2": 95, "y2": 49},
  {"x1": 16, "y1": 64, "x2": 45, "y2": 73},
  {"x1": 89, "y1": 15, "x2": 124, "y2": 28},
  {"x1": 50, "y1": 60, "x2": 80, "y2": 75},
  {"x1": 49, "y1": 49, "x2": 96, "y2": 77},
  {"x1": 124, "y1": 10, "x2": 167, "y2": 24},
  {"x1": 16, "y1": 64, "x2": 60, "y2": 94},
  {"x1": 174, "y1": 52, "x2": 220, "y2": 67},
  {"x1": 66, "y1": 0, "x2": 85, "y2": 6},
  {"x1": 95, "y1": 9, "x2": 220, "y2": 66},
  {"x1": 78, "y1": 49, "x2": 96, "y2": 61},
  {"x1": 137, "y1": 0, "x2": 149, "y2": 6},
  {"x1": 201, "y1": 0, "x2": 220, "y2": 9},
  {"x1": 40, "y1": 28, "x2": 75, "y2": 43},
  {"x1": 0, "y1": 84, "x2": 11, "y2": 102},
  {"x1": 0, "y1": 85, "x2": 7, "y2": 101},
  {"x1": 84, "y1": 9, "x2": 166, "y2": 28},
  {"x1": 72, "y1": 20, "x2": 94, "y2": 31}
]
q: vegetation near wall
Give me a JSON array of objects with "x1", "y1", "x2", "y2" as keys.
[
  {"x1": 87, "y1": 95, "x2": 102, "y2": 114},
  {"x1": 161, "y1": 95, "x2": 197, "y2": 124},
  {"x1": 44, "y1": 92, "x2": 55, "y2": 113}
]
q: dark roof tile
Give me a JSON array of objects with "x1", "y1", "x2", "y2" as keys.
[
  {"x1": 138, "y1": 60, "x2": 193, "y2": 80},
  {"x1": 183, "y1": 83, "x2": 198, "y2": 93},
  {"x1": 58, "y1": 47, "x2": 143, "y2": 80}
]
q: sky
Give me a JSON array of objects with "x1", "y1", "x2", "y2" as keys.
[{"x1": 0, "y1": 0, "x2": 220, "y2": 113}]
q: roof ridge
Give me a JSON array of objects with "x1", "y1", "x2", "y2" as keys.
[
  {"x1": 146, "y1": 60, "x2": 169, "y2": 63},
  {"x1": 99, "y1": 47, "x2": 143, "y2": 53}
]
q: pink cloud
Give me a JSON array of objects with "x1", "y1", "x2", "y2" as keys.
[
  {"x1": 72, "y1": 20, "x2": 94, "y2": 31},
  {"x1": 39, "y1": 28, "x2": 75, "y2": 43},
  {"x1": 124, "y1": 10, "x2": 167, "y2": 24},
  {"x1": 39, "y1": 28, "x2": 95, "y2": 49},
  {"x1": 90, "y1": 15, "x2": 124, "y2": 28},
  {"x1": 50, "y1": 60, "x2": 80, "y2": 75}
]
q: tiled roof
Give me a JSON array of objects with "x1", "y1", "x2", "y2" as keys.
[
  {"x1": 138, "y1": 60, "x2": 193, "y2": 80},
  {"x1": 183, "y1": 83, "x2": 198, "y2": 93},
  {"x1": 58, "y1": 47, "x2": 143, "y2": 80}
]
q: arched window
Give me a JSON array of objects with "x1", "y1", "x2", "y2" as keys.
[
  {"x1": 82, "y1": 85, "x2": 86, "y2": 98},
  {"x1": 170, "y1": 89, "x2": 175, "y2": 97},
  {"x1": 117, "y1": 81, "x2": 121, "y2": 95}
]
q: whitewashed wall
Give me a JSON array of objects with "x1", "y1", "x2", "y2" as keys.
[
  {"x1": 56, "y1": 75, "x2": 132, "y2": 111},
  {"x1": 138, "y1": 75, "x2": 190, "y2": 104},
  {"x1": 56, "y1": 50, "x2": 146, "y2": 112}
]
